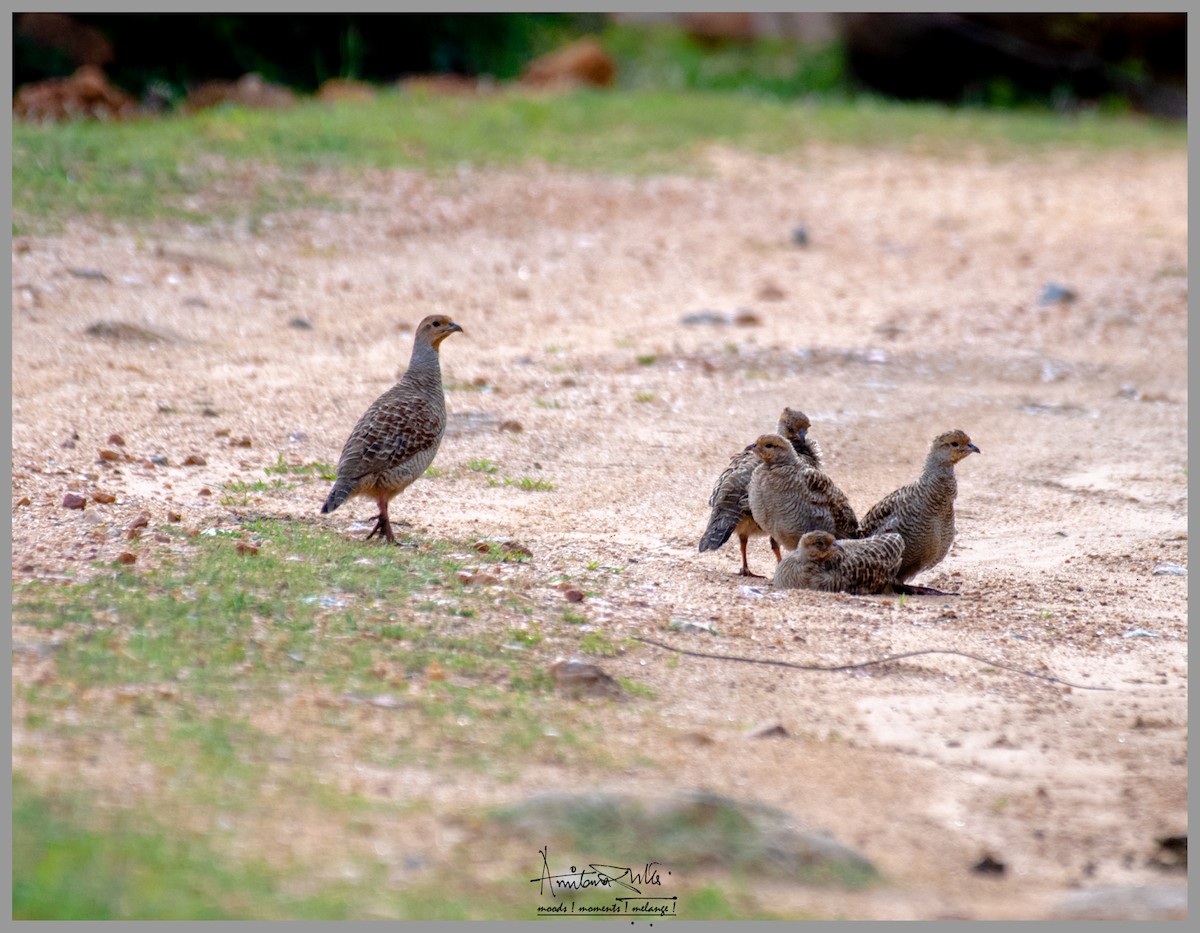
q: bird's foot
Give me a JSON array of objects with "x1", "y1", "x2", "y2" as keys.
[
  {"x1": 892, "y1": 583, "x2": 958, "y2": 597},
  {"x1": 738, "y1": 567, "x2": 767, "y2": 579},
  {"x1": 365, "y1": 514, "x2": 397, "y2": 545}
]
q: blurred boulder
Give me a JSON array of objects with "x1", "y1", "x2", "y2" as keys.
[
  {"x1": 184, "y1": 72, "x2": 296, "y2": 112},
  {"x1": 13, "y1": 64, "x2": 138, "y2": 123},
  {"x1": 317, "y1": 78, "x2": 377, "y2": 103},
  {"x1": 521, "y1": 37, "x2": 616, "y2": 89}
]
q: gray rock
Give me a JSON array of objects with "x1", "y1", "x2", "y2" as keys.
[{"x1": 1049, "y1": 884, "x2": 1186, "y2": 920}]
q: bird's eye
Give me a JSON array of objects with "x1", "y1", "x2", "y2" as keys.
[{"x1": 951, "y1": 441, "x2": 960, "y2": 447}]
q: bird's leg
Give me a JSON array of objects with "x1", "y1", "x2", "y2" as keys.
[
  {"x1": 737, "y1": 534, "x2": 765, "y2": 578},
  {"x1": 892, "y1": 582, "x2": 957, "y2": 597},
  {"x1": 770, "y1": 537, "x2": 782, "y2": 563},
  {"x1": 365, "y1": 494, "x2": 397, "y2": 544}
]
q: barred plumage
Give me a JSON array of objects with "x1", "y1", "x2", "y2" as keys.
[
  {"x1": 775, "y1": 531, "x2": 904, "y2": 594},
  {"x1": 321, "y1": 314, "x2": 463, "y2": 544},
  {"x1": 698, "y1": 408, "x2": 823, "y2": 577},
  {"x1": 860, "y1": 429, "x2": 979, "y2": 584},
  {"x1": 747, "y1": 432, "x2": 860, "y2": 552}
]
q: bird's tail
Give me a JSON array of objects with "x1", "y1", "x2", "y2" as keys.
[
  {"x1": 698, "y1": 508, "x2": 739, "y2": 552},
  {"x1": 321, "y1": 478, "x2": 355, "y2": 515}
]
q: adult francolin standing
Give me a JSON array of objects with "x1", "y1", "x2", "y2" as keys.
[
  {"x1": 699, "y1": 408, "x2": 822, "y2": 577},
  {"x1": 747, "y1": 432, "x2": 859, "y2": 552},
  {"x1": 321, "y1": 314, "x2": 463, "y2": 544},
  {"x1": 859, "y1": 428, "x2": 979, "y2": 593}
]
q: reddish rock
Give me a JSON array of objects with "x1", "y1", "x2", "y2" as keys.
[
  {"x1": 14, "y1": 64, "x2": 138, "y2": 123},
  {"x1": 117, "y1": 551, "x2": 137, "y2": 565},
  {"x1": 184, "y1": 73, "x2": 296, "y2": 113},
  {"x1": 107, "y1": 433, "x2": 126, "y2": 446},
  {"x1": 318, "y1": 78, "x2": 376, "y2": 103},
  {"x1": 98, "y1": 448, "x2": 121, "y2": 461},
  {"x1": 92, "y1": 491, "x2": 117, "y2": 504},
  {"x1": 183, "y1": 454, "x2": 207, "y2": 466},
  {"x1": 62, "y1": 493, "x2": 86, "y2": 509},
  {"x1": 521, "y1": 38, "x2": 616, "y2": 89}
]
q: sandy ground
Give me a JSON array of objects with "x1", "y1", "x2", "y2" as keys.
[{"x1": 10, "y1": 144, "x2": 1188, "y2": 919}]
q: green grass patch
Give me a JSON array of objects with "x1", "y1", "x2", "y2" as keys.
[
  {"x1": 263, "y1": 455, "x2": 337, "y2": 480},
  {"x1": 488, "y1": 476, "x2": 554, "y2": 492},
  {"x1": 466, "y1": 458, "x2": 499, "y2": 474},
  {"x1": 13, "y1": 86, "x2": 1183, "y2": 234}
]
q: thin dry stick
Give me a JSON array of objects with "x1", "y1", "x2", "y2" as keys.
[{"x1": 631, "y1": 636, "x2": 1113, "y2": 692}]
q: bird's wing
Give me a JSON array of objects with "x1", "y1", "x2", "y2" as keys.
[
  {"x1": 337, "y1": 390, "x2": 442, "y2": 482},
  {"x1": 700, "y1": 450, "x2": 757, "y2": 551}
]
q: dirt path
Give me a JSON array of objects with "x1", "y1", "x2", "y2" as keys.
[{"x1": 11, "y1": 144, "x2": 1187, "y2": 919}]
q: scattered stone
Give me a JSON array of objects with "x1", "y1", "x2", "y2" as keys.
[
  {"x1": 126, "y1": 528, "x2": 141, "y2": 541},
  {"x1": 153, "y1": 534, "x2": 170, "y2": 543},
  {"x1": 669, "y1": 618, "x2": 717, "y2": 636},
  {"x1": 493, "y1": 791, "x2": 877, "y2": 884},
  {"x1": 167, "y1": 511, "x2": 182, "y2": 522},
  {"x1": 733, "y1": 307, "x2": 762, "y2": 327},
  {"x1": 498, "y1": 419, "x2": 524, "y2": 433},
  {"x1": 1152, "y1": 563, "x2": 1187, "y2": 576},
  {"x1": 183, "y1": 296, "x2": 209, "y2": 308},
  {"x1": 1049, "y1": 884, "x2": 1186, "y2": 921},
  {"x1": 456, "y1": 570, "x2": 499, "y2": 586},
  {"x1": 746, "y1": 722, "x2": 790, "y2": 739},
  {"x1": 85, "y1": 320, "x2": 172, "y2": 343},
  {"x1": 1149, "y1": 835, "x2": 1186, "y2": 871},
  {"x1": 150, "y1": 454, "x2": 169, "y2": 466},
  {"x1": 680, "y1": 310, "x2": 729, "y2": 326},
  {"x1": 1122, "y1": 628, "x2": 1161, "y2": 639},
  {"x1": 62, "y1": 493, "x2": 86, "y2": 510},
  {"x1": 128, "y1": 514, "x2": 150, "y2": 530},
  {"x1": 550, "y1": 658, "x2": 622, "y2": 698},
  {"x1": 214, "y1": 428, "x2": 231, "y2": 438},
  {"x1": 197, "y1": 487, "x2": 212, "y2": 497},
  {"x1": 68, "y1": 267, "x2": 109, "y2": 281},
  {"x1": 756, "y1": 281, "x2": 787, "y2": 301},
  {"x1": 521, "y1": 37, "x2": 616, "y2": 89},
  {"x1": 60, "y1": 433, "x2": 77, "y2": 449},
  {"x1": 15, "y1": 496, "x2": 31, "y2": 508},
  {"x1": 92, "y1": 491, "x2": 116, "y2": 504},
  {"x1": 791, "y1": 225, "x2": 810, "y2": 247},
  {"x1": 288, "y1": 316, "x2": 313, "y2": 330},
  {"x1": 117, "y1": 552, "x2": 137, "y2": 565},
  {"x1": 201, "y1": 407, "x2": 219, "y2": 417},
  {"x1": 676, "y1": 731, "x2": 715, "y2": 747},
  {"x1": 563, "y1": 588, "x2": 586, "y2": 603},
  {"x1": 474, "y1": 538, "x2": 533, "y2": 560},
  {"x1": 107, "y1": 433, "x2": 126, "y2": 446},
  {"x1": 972, "y1": 854, "x2": 1006, "y2": 875},
  {"x1": 236, "y1": 541, "x2": 260, "y2": 556},
  {"x1": 1039, "y1": 283, "x2": 1078, "y2": 305},
  {"x1": 98, "y1": 448, "x2": 121, "y2": 461},
  {"x1": 229, "y1": 436, "x2": 252, "y2": 448},
  {"x1": 182, "y1": 454, "x2": 207, "y2": 466}
]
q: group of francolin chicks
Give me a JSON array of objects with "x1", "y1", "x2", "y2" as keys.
[{"x1": 321, "y1": 314, "x2": 980, "y2": 597}]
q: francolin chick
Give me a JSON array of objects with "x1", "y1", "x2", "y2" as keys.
[
  {"x1": 747, "y1": 432, "x2": 859, "y2": 551},
  {"x1": 321, "y1": 314, "x2": 463, "y2": 544},
  {"x1": 699, "y1": 408, "x2": 822, "y2": 577},
  {"x1": 775, "y1": 530, "x2": 904, "y2": 594},
  {"x1": 860, "y1": 428, "x2": 979, "y2": 593}
]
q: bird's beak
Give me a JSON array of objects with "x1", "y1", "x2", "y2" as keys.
[
  {"x1": 968, "y1": 443, "x2": 980, "y2": 454},
  {"x1": 448, "y1": 322, "x2": 464, "y2": 335},
  {"x1": 744, "y1": 443, "x2": 756, "y2": 452}
]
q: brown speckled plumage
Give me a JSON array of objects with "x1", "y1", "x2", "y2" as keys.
[
  {"x1": 747, "y1": 432, "x2": 860, "y2": 551},
  {"x1": 321, "y1": 314, "x2": 463, "y2": 543},
  {"x1": 698, "y1": 408, "x2": 823, "y2": 577},
  {"x1": 774, "y1": 531, "x2": 904, "y2": 594},
  {"x1": 859, "y1": 429, "x2": 979, "y2": 583}
]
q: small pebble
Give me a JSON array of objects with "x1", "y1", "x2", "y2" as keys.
[
  {"x1": 499, "y1": 419, "x2": 524, "y2": 433},
  {"x1": 98, "y1": 449, "x2": 121, "y2": 461},
  {"x1": 236, "y1": 541, "x2": 260, "y2": 556},
  {"x1": 128, "y1": 514, "x2": 150, "y2": 530},
  {"x1": 92, "y1": 492, "x2": 117, "y2": 504},
  {"x1": 563, "y1": 588, "x2": 586, "y2": 603},
  {"x1": 230, "y1": 436, "x2": 252, "y2": 448},
  {"x1": 183, "y1": 454, "x2": 207, "y2": 466},
  {"x1": 680, "y1": 310, "x2": 728, "y2": 326},
  {"x1": 791, "y1": 225, "x2": 809, "y2": 247},
  {"x1": 150, "y1": 455, "x2": 169, "y2": 466},
  {"x1": 1039, "y1": 283, "x2": 1078, "y2": 305},
  {"x1": 117, "y1": 552, "x2": 137, "y2": 565},
  {"x1": 107, "y1": 433, "x2": 126, "y2": 446},
  {"x1": 288, "y1": 317, "x2": 314, "y2": 330},
  {"x1": 733, "y1": 308, "x2": 762, "y2": 327},
  {"x1": 62, "y1": 493, "x2": 86, "y2": 510}
]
